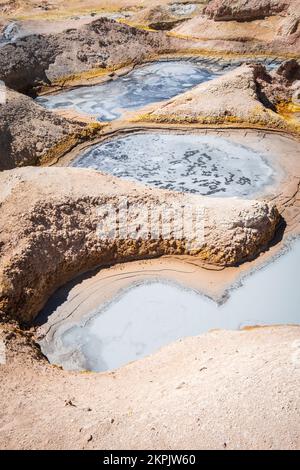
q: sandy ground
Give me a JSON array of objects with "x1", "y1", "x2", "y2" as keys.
[{"x1": 0, "y1": 324, "x2": 299, "y2": 450}]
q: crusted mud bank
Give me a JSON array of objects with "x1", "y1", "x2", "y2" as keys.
[
  {"x1": 0, "y1": 0, "x2": 200, "y2": 19},
  {"x1": 0, "y1": 166, "x2": 279, "y2": 323},
  {"x1": 0, "y1": 86, "x2": 102, "y2": 170},
  {"x1": 0, "y1": 18, "x2": 175, "y2": 93},
  {"x1": 135, "y1": 61, "x2": 300, "y2": 132}
]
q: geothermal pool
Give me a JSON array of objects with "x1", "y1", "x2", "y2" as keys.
[
  {"x1": 71, "y1": 133, "x2": 274, "y2": 197},
  {"x1": 39, "y1": 238, "x2": 300, "y2": 372},
  {"x1": 35, "y1": 58, "x2": 282, "y2": 120},
  {"x1": 36, "y1": 61, "x2": 220, "y2": 121}
]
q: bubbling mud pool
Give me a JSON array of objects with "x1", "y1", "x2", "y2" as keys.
[
  {"x1": 71, "y1": 133, "x2": 275, "y2": 197},
  {"x1": 36, "y1": 60, "x2": 221, "y2": 121},
  {"x1": 38, "y1": 238, "x2": 300, "y2": 372}
]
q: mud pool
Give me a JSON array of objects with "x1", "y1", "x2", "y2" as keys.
[
  {"x1": 35, "y1": 58, "x2": 283, "y2": 120},
  {"x1": 39, "y1": 238, "x2": 300, "y2": 372},
  {"x1": 36, "y1": 61, "x2": 221, "y2": 121},
  {"x1": 71, "y1": 133, "x2": 275, "y2": 197}
]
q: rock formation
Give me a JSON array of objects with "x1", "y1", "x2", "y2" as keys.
[
  {"x1": 204, "y1": 0, "x2": 290, "y2": 22},
  {"x1": 0, "y1": 86, "x2": 99, "y2": 170},
  {"x1": 0, "y1": 18, "x2": 173, "y2": 92},
  {"x1": 0, "y1": 167, "x2": 279, "y2": 322},
  {"x1": 261, "y1": 59, "x2": 300, "y2": 106},
  {"x1": 277, "y1": 1, "x2": 300, "y2": 36}
]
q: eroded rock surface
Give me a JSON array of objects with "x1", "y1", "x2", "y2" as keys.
[
  {"x1": 0, "y1": 18, "x2": 173, "y2": 92},
  {"x1": 0, "y1": 86, "x2": 98, "y2": 170},
  {"x1": 262, "y1": 59, "x2": 300, "y2": 105},
  {"x1": 204, "y1": 0, "x2": 290, "y2": 22},
  {"x1": 0, "y1": 167, "x2": 279, "y2": 322}
]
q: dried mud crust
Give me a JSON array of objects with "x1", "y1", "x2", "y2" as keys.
[
  {"x1": 127, "y1": 4, "x2": 203, "y2": 31},
  {"x1": 0, "y1": 1, "x2": 200, "y2": 18}
]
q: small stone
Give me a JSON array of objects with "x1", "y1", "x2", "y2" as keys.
[
  {"x1": 65, "y1": 399, "x2": 76, "y2": 407},
  {"x1": 5, "y1": 332, "x2": 16, "y2": 341},
  {"x1": 35, "y1": 142, "x2": 43, "y2": 152},
  {"x1": 176, "y1": 381, "x2": 186, "y2": 389}
]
